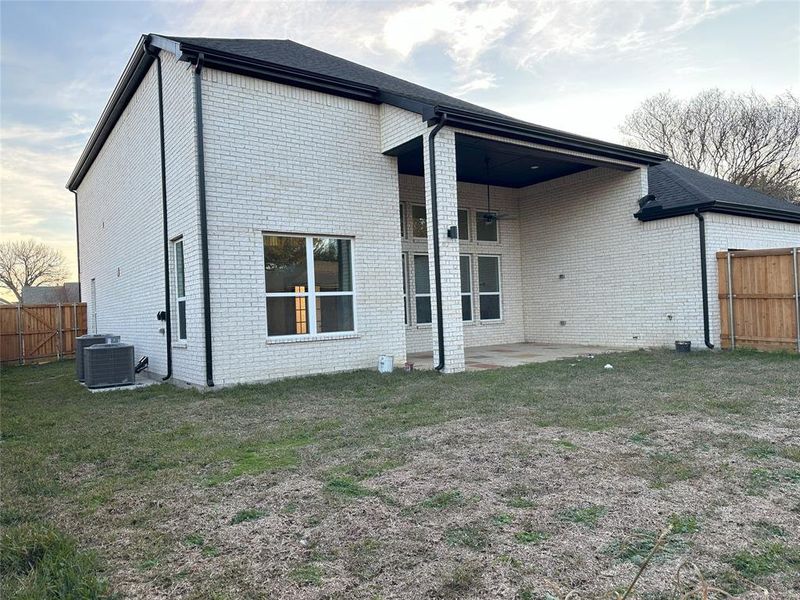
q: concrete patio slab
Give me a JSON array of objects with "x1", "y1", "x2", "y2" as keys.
[{"x1": 407, "y1": 342, "x2": 623, "y2": 371}]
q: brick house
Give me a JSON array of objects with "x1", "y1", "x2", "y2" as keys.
[{"x1": 67, "y1": 35, "x2": 800, "y2": 386}]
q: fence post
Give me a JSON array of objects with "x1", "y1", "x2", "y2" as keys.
[
  {"x1": 16, "y1": 303, "x2": 23, "y2": 365},
  {"x1": 794, "y1": 247, "x2": 799, "y2": 354},
  {"x1": 56, "y1": 302, "x2": 64, "y2": 360},
  {"x1": 726, "y1": 251, "x2": 735, "y2": 350}
]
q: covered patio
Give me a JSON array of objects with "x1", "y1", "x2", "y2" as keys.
[{"x1": 407, "y1": 342, "x2": 621, "y2": 371}]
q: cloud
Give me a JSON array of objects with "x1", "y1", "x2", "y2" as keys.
[{"x1": 0, "y1": 124, "x2": 81, "y2": 281}]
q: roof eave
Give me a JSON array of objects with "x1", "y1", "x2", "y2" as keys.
[
  {"x1": 635, "y1": 201, "x2": 800, "y2": 224},
  {"x1": 175, "y1": 41, "x2": 381, "y2": 103},
  {"x1": 429, "y1": 105, "x2": 667, "y2": 167},
  {"x1": 66, "y1": 36, "x2": 156, "y2": 191}
]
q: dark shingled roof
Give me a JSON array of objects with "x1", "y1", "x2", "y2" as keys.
[
  {"x1": 640, "y1": 161, "x2": 800, "y2": 223},
  {"x1": 165, "y1": 37, "x2": 515, "y2": 121},
  {"x1": 68, "y1": 35, "x2": 667, "y2": 190}
]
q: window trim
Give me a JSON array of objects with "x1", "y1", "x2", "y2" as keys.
[
  {"x1": 460, "y1": 254, "x2": 473, "y2": 322},
  {"x1": 173, "y1": 238, "x2": 187, "y2": 341},
  {"x1": 477, "y1": 254, "x2": 503, "y2": 322},
  {"x1": 413, "y1": 253, "x2": 432, "y2": 325},
  {"x1": 263, "y1": 233, "x2": 357, "y2": 339},
  {"x1": 410, "y1": 203, "x2": 428, "y2": 240}
]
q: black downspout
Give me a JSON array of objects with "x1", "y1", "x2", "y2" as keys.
[
  {"x1": 694, "y1": 210, "x2": 714, "y2": 349},
  {"x1": 428, "y1": 114, "x2": 448, "y2": 371},
  {"x1": 193, "y1": 53, "x2": 214, "y2": 387},
  {"x1": 146, "y1": 45, "x2": 173, "y2": 380},
  {"x1": 72, "y1": 191, "x2": 81, "y2": 302}
]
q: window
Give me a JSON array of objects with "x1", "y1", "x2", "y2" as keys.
[
  {"x1": 478, "y1": 256, "x2": 501, "y2": 320},
  {"x1": 476, "y1": 214, "x2": 498, "y2": 242},
  {"x1": 413, "y1": 254, "x2": 431, "y2": 324},
  {"x1": 411, "y1": 205, "x2": 427, "y2": 238},
  {"x1": 173, "y1": 239, "x2": 187, "y2": 340},
  {"x1": 402, "y1": 254, "x2": 408, "y2": 325},
  {"x1": 399, "y1": 204, "x2": 405, "y2": 238},
  {"x1": 460, "y1": 255, "x2": 472, "y2": 321},
  {"x1": 263, "y1": 234, "x2": 354, "y2": 337},
  {"x1": 458, "y1": 209, "x2": 469, "y2": 240}
]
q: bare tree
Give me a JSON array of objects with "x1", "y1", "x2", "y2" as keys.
[
  {"x1": 0, "y1": 239, "x2": 68, "y2": 303},
  {"x1": 621, "y1": 90, "x2": 800, "y2": 203}
]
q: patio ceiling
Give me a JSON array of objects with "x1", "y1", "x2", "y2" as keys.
[{"x1": 389, "y1": 133, "x2": 635, "y2": 188}]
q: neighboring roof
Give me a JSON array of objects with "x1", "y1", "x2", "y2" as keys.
[
  {"x1": 638, "y1": 161, "x2": 800, "y2": 224},
  {"x1": 21, "y1": 283, "x2": 80, "y2": 305},
  {"x1": 66, "y1": 35, "x2": 666, "y2": 190}
]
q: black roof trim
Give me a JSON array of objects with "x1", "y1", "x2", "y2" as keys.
[
  {"x1": 636, "y1": 201, "x2": 800, "y2": 224},
  {"x1": 176, "y1": 40, "x2": 381, "y2": 103},
  {"x1": 67, "y1": 35, "x2": 667, "y2": 190},
  {"x1": 430, "y1": 106, "x2": 666, "y2": 166},
  {"x1": 66, "y1": 36, "x2": 155, "y2": 190}
]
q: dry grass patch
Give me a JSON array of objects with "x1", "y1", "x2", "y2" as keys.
[{"x1": 2, "y1": 349, "x2": 799, "y2": 598}]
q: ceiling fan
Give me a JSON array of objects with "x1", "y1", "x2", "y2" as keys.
[{"x1": 478, "y1": 157, "x2": 514, "y2": 223}]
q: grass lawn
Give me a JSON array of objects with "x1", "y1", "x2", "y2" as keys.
[{"x1": 1, "y1": 349, "x2": 799, "y2": 599}]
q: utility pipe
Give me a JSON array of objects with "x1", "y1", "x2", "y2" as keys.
[
  {"x1": 193, "y1": 53, "x2": 214, "y2": 387},
  {"x1": 145, "y1": 43, "x2": 173, "y2": 380},
  {"x1": 694, "y1": 210, "x2": 714, "y2": 349},
  {"x1": 428, "y1": 114, "x2": 448, "y2": 371}
]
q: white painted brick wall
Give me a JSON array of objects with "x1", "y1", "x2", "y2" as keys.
[
  {"x1": 518, "y1": 167, "x2": 709, "y2": 348},
  {"x1": 77, "y1": 62, "x2": 160, "y2": 374},
  {"x1": 200, "y1": 68, "x2": 406, "y2": 385}
]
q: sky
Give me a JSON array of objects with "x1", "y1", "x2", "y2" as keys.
[{"x1": 1, "y1": 0, "x2": 798, "y2": 293}]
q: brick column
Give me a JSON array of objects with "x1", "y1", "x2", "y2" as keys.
[{"x1": 423, "y1": 127, "x2": 465, "y2": 373}]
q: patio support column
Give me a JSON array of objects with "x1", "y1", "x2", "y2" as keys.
[{"x1": 423, "y1": 126, "x2": 465, "y2": 373}]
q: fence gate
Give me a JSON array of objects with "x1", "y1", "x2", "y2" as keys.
[
  {"x1": 717, "y1": 248, "x2": 800, "y2": 352},
  {"x1": 0, "y1": 303, "x2": 88, "y2": 364}
]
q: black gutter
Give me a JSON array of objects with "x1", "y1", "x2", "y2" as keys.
[
  {"x1": 72, "y1": 191, "x2": 81, "y2": 302},
  {"x1": 428, "y1": 115, "x2": 448, "y2": 372},
  {"x1": 193, "y1": 53, "x2": 214, "y2": 387},
  {"x1": 176, "y1": 42, "x2": 379, "y2": 102},
  {"x1": 694, "y1": 210, "x2": 714, "y2": 349},
  {"x1": 429, "y1": 106, "x2": 667, "y2": 166},
  {"x1": 636, "y1": 201, "x2": 800, "y2": 224},
  {"x1": 146, "y1": 44, "x2": 173, "y2": 380}
]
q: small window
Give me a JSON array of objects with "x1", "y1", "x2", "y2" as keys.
[
  {"x1": 478, "y1": 255, "x2": 501, "y2": 320},
  {"x1": 458, "y1": 209, "x2": 469, "y2": 240},
  {"x1": 399, "y1": 204, "x2": 405, "y2": 238},
  {"x1": 264, "y1": 235, "x2": 355, "y2": 337},
  {"x1": 414, "y1": 254, "x2": 431, "y2": 324},
  {"x1": 412, "y1": 205, "x2": 427, "y2": 238},
  {"x1": 173, "y1": 239, "x2": 187, "y2": 340},
  {"x1": 476, "y1": 214, "x2": 498, "y2": 242},
  {"x1": 460, "y1": 255, "x2": 472, "y2": 321}
]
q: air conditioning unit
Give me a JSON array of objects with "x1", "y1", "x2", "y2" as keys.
[
  {"x1": 75, "y1": 334, "x2": 120, "y2": 381},
  {"x1": 84, "y1": 343, "x2": 135, "y2": 389}
]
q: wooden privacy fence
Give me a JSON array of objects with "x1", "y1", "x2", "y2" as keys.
[
  {"x1": 717, "y1": 248, "x2": 800, "y2": 352},
  {"x1": 0, "y1": 303, "x2": 88, "y2": 365}
]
